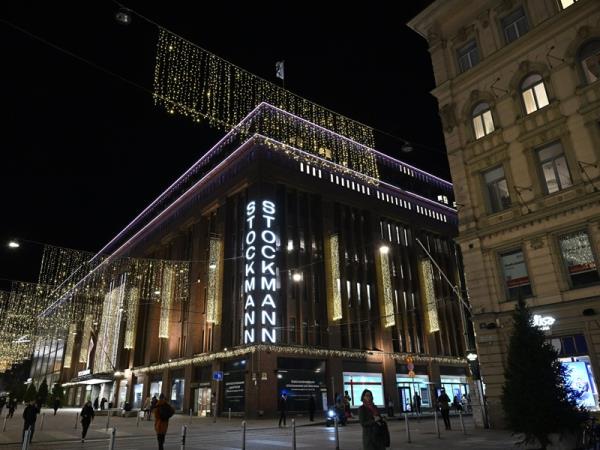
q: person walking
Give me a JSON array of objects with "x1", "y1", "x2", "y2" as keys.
[
  {"x1": 143, "y1": 396, "x2": 152, "y2": 420},
  {"x1": 308, "y1": 394, "x2": 316, "y2": 422},
  {"x1": 437, "y1": 388, "x2": 451, "y2": 430},
  {"x1": 413, "y1": 392, "x2": 421, "y2": 415},
  {"x1": 52, "y1": 397, "x2": 61, "y2": 416},
  {"x1": 8, "y1": 398, "x2": 16, "y2": 418},
  {"x1": 154, "y1": 393, "x2": 174, "y2": 450},
  {"x1": 93, "y1": 397, "x2": 99, "y2": 410},
  {"x1": 453, "y1": 395, "x2": 463, "y2": 412},
  {"x1": 358, "y1": 389, "x2": 388, "y2": 450},
  {"x1": 278, "y1": 393, "x2": 288, "y2": 428},
  {"x1": 22, "y1": 400, "x2": 39, "y2": 444},
  {"x1": 0, "y1": 397, "x2": 5, "y2": 416},
  {"x1": 80, "y1": 400, "x2": 95, "y2": 443},
  {"x1": 150, "y1": 395, "x2": 158, "y2": 421},
  {"x1": 343, "y1": 390, "x2": 352, "y2": 419},
  {"x1": 100, "y1": 397, "x2": 107, "y2": 410}
]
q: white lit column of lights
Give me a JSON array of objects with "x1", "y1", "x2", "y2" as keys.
[
  {"x1": 63, "y1": 322, "x2": 78, "y2": 369},
  {"x1": 419, "y1": 259, "x2": 440, "y2": 333},
  {"x1": 124, "y1": 287, "x2": 140, "y2": 349},
  {"x1": 206, "y1": 237, "x2": 223, "y2": 324},
  {"x1": 243, "y1": 200, "x2": 278, "y2": 344},
  {"x1": 376, "y1": 245, "x2": 395, "y2": 328},
  {"x1": 326, "y1": 234, "x2": 342, "y2": 321},
  {"x1": 159, "y1": 267, "x2": 174, "y2": 338},
  {"x1": 94, "y1": 281, "x2": 125, "y2": 373},
  {"x1": 78, "y1": 314, "x2": 94, "y2": 363}
]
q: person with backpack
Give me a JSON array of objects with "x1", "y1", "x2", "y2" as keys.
[
  {"x1": 154, "y1": 393, "x2": 174, "y2": 450},
  {"x1": 80, "y1": 400, "x2": 95, "y2": 443}
]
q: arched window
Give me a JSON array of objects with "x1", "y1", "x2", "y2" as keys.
[
  {"x1": 521, "y1": 74, "x2": 549, "y2": 114},
  {"x1": 578, "y1": 39, "x2": 600, "y2": 84},
  {"x1": 472, "y1": 102, "x2": 495, "y2": 139}
]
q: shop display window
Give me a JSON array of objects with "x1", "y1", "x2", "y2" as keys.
[{"x1": 343, "y1": 372, "x2": 384, "y2": 407}]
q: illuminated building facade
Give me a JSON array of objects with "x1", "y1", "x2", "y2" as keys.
[
  {"x1": 46, "y1": 103, "x2": 470, "y2": 417},
  {"x1": 410, "y1": 0, "x2": 600, "y2": 427}
]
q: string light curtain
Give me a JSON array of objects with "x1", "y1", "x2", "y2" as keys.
[
  {"x1": 62, "y1": 322, "x2": 78, "y2": 369},
  {"x1": 419, "y1": 259, "x2": 440, "y2": 333},
  {"x1": 153, "y1": 28, "x2": 379, "y2": 180},
  {"x1": 124, "y1": 287, "x2": 140, "y2": 349},
  {"x1": 79, "y1": 314, "x2": 94, "y2": 364},
  {"x1": 94, "y1": 281, "x2": 125, "y2": 373},
  {"x1": 159, "y1": 266, "x2": 174, "y2": 338},
  {"x1": 375, "y1": 249, "x2": 395, "y2": 328},
  {"x1": 206, "y1": 237, "x2": 223, "y2": 324},
  {"x1": 325, "y1": 234, "x2": 343, "y2": 321}
]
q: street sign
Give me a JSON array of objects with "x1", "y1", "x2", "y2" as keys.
[{"x1": 213, "y1": 371, "x2": 223, "y2": 381}]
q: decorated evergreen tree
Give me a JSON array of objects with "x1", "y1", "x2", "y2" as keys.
[
  {"x1": 37, "y1": 379, "x2": 49, "y2": 406},
  {"x1": 50, "y1": 383, "x2": 65, "y2": 404},
  {"x1": 502, "y1": 298, "x2": 585, "y2": 449},
  {"x1": 23, "y1": 383, "x2": 37, "y2": 403}
]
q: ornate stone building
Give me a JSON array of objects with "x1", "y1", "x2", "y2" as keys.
[{"x1": 410, "y1": 0, "x2": 600, "y2": 427}]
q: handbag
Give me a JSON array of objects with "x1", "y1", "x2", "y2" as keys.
[{"x1": 377, "y1": 420, "x2": 390, "y2": 447}]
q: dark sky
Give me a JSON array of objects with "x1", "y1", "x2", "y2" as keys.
[{"x1": 0, "y1": 1, "x2": 445, "y2": 286}]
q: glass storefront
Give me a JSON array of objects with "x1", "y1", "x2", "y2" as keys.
[
  {"x1": 171, "y1": 378, "x2": 185, "y2": 411},
  {"x1": 396, "y1": 374, "x2": 431, "y2": 411},
  {"x1": 277, "y1": 358, "x2": 327, "y2": 412},
  {"x1": 440, "y1": 375, "x2": 469, "y2": 401},
  {"x1": 343, "y1": 372, "x2": 384, "y2": 407},
  {"x1": 223, "y1": 359, "x2": 247, "y2": 413},
  {"x1": 133, "y1": 383, "x2": 144, "y2": 409},
  {"x1": 193, "y1": 384, "x2": 212, "y2": 416},
  {"x1": 150, "y1": 381, "x2": 162, "y2": 398},
  {"x1": 118, "y1": 381, "x2": 128, "y2": 409},
  {"x1": 560, "y1": 356, "x2": 599, "y2": 410}
]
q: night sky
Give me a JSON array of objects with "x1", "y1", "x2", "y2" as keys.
[{"x1": 1, "y1": 1, "x2": 445, "y2": 287}]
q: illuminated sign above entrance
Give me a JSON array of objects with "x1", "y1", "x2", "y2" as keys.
[
  {"x1": 533, "y1": 314, "x2": 556, "y2": 331},
  {"x1": 244, "y1": 199, "x2": 278, "y2": 344}
]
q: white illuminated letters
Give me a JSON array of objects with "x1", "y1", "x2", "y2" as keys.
[{"x1": 243, "y1": 199, "x2": 278, "y2": 344}]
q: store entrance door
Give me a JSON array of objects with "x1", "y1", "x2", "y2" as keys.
[
  {"x1": 398, "y1": 386, "x2": 412, "y2": 412},
  {"x1": 194, "y1": 387, "x2": 212, "y2": 417}
]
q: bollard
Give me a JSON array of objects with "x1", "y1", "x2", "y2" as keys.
[
  {"x1": 40, "y1": 413, "x2": 45, "y2": 431},
  {"x1": 180, "y1": 424, "x2": 187, "y2": 450},
  {"x1": 74, "y1": 412, "x2": 79, "y2": 429},
  {"x1": 459, "y1": 409, "x2": 466, "y2": 435},
  {"x1": 3, "y1": 415, "x2": 7, "y2": 432},
  {"x1": 241, "y1": 420, "x2": 246, "y2": 450},
  {"x1": 108, "y1": 427, "x2": 116, "y2": 450},
  {"x1": 21, "y1": 427, "x2": 31, "y2": 450},
  {"x1": 434, "y1": 410, "x2": 440, "y2": 438},
  {"x1": 334, "y1": 415, "x2": 340, "y2": 450},
  {"x1": 105, "y1": 411, "x2": 110, "y2": 431},
  {"x1": 292, "y1": 418, "x2": 296, "y2": 450},
  {"x1": 136, "y1": 411, "x2": 141, "y2": 427},
  {"x1": 404, "y1": 412, "x2": 411, "y2": 443},
  {"x1": 228, "y1": 407, "x2": 231, "y2": 421},
  {"x1": 189, "y1": 409, "x2": 193, "y2": 425}
]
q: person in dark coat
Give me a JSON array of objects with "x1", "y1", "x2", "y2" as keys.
[
  {"x1": 308, "y1": 394, "x2": 316, "y2": 422},
  {"x1": 100, "y1": 397, "x2": 107, "y2": 410},
  {"x1": 80, "y1": 400, "x2": 95, "y2": 443},
  {"x1": 22, "y1": 401, "x2": 39, "y2": 443},
  {"x1": 93, "y1": 397, "x2": 99, "y2": 410},
  {"x1": 413, "y1": 392, "x2": 422, "y2": 414},
  {"x1": 52, "y1": 397, "x2": 61, "y2": 416},
  {"x1": 278, "y1": 393, "x2": 288, "y2": 428},
  {"x1": 150, "y1": 395, "x2": 158, "y2": 421},
  {"x1": 154, "y1": 393, "x2": 174, "y2": 450},
  {"x1": 358, "y1": 389, "x2": 387, "y2": 450},
  {"x1": 7, "y1": 399, "x2": 16, "y2": 418},
  {"x1": 437, "y1": 388, "x2": 452, "y2": 430}
]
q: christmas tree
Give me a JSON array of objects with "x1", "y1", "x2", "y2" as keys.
[
  {"x1": 37, "y1": 379, "x2": 49, "y2": 406},
  {"x1": 23, "y1": 383, "x2": 37, "y2": 403},
  {"x1": 501, "y1": 298, "x2": 585, "y2": 449}
]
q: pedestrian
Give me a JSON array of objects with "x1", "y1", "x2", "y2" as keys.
[
  {"x1": 335, "y1": 392, "x2": 346, "y2": 425},
  {"x1": 22, "y1": 400, "x2": 39, "y2": 444},
  {"x1": 100, "y1": 397, "x2": 107, "y2": 410},
  {"x1": 143, "y1": 396, "x2": 152, "y2": 420},
  {"x1": 343, "y1": 390, "x2": 352, "y2": 418},
  {"x1": 8, "y1": 398, "x2": 16, "y2": 418},
  {"x1": 308, "y1": 394, "x2": 316, "y2": 422},
  {"x1": 80, "y1": 400, "x2": 95, "y2": 443},
  {"x1": 153, "y1": 393, "x2": 174, "y2": 450},
  {"x1": 53, "y1": 397, "x2": 61, "y2": 416},
  {"x1": 93, "y1": 397, "x2": 99, "y2": 410},
  {"x1": 278, "y1": 393, "x2": 287, "y2": 428},
  {"x1": 358, "y1": 389, "x2": 389, "y2": 450},
  {"x1": 0, "y1": 397, "x2": 5, "y2": 416},
  {"x1": 437, "y1": 388, "x2": 451, "y2": 430},
  {"x1": 387, "y1": 396, "x2": 394, "y2": 417},
  {"x1": 150, "y1": 395, "x2": 158, "y2": 421},
  {"x1": 413, "y1": 392, "x2": 421, "y2": 415},
  {"x1": 453, "y1": 395, "x2": 463, "y2": 412}
]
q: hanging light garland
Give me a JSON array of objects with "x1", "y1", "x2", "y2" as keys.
[{"x1": 153, "y1": 28, "x2": 379, "y2": 180}]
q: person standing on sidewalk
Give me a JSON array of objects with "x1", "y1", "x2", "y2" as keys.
[
  {"x1": 437, "y1": 388, "x2": 452, "y2": 430},
  {"x1": 308, "y1": 394, "x2": 316, "y2": 422},
  {"x1": 80, "y1": 400, "x2": 95, "y2": 443},
  {"x1": 154, "y1": 393, "x2": 174, "y2": 450},
  {"x1": 52, "y1": 397, "x2": 61, "y2": 416},
  {"x1": 278, "y1": 393, "x2": 288, "y2": 428},
  {"x1": 8, "y1": 398, "x2": 16, "y2": 418},
  {"x1": 22, "y1": 400, "x2": 39, "y2": 444},
  {"x1": 358, "y1": 389, "x2": 388, "y2": 450},
  {"x1": 413, "y1": 392, "x2": 422, "y2": 415}
]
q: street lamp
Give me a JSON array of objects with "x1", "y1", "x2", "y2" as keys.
[
  {"x1": 7, "y1": 240, "x2": 20, "y2": 248},
  {"x1": 379, "y1": 245, "x2": 390, "y2": 254},
  {"x1": 292, "y1": 272, "x2": 302, "y2": 282}
]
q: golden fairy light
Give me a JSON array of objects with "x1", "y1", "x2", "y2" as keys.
[{"x1": 419, "y1": 259, "x2": 440, "y2": 333}]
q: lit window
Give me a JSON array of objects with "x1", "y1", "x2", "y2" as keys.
[
  {"x1": 457, "y1": 40, "x2": 479, "y2": 73},
  {"x1": 578, "y1": 39, "x2": 600, "y2": 84},
  {"x1": 483, "y1": 166, "x2": 511, "y2": 213},
  {"x1": 500, "y1": 249, "x2": 532, "y2": 300},
  {"x1": 537, "y1": 142, "x2": 572, "y2": 194},
  {"x1": 501, "y1": 7, "x2": 529, "y2": 44},
  {"x1": 472, "y1": 102, "x2": 495, "y2": 139},
  {"x1": 559, "y1": 230, "x2": 600, "y2": 287},
  {"x1": 521, "y1": 74, "x2": 549, "y2": 114},
  {"x1": 559, "y1": 0, "x2": 578, "y2": 9}
]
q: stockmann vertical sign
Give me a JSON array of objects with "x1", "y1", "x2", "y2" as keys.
[{"x1": 243, "y1": 199, "x2": 278, "y2": 344}]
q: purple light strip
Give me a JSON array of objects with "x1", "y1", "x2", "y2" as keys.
[{"x1": 262, "y1": 103, "x2": 453, "y2": 188}]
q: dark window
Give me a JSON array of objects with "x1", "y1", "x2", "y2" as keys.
[
  {"x1": 501, "y1": 7, "x2": 529, "y2": 44},
  {"x1": 500, "y1": 249, "x2": 532, "y2": 300},
  {"x1": 537, "y1": 142, "x2": 572, "y2": 194},
  {"x1": 457, "y1": 40, "x2": 480, "y2": 73},
  {"x1": 483, "y1": 166, "x2": 511, "y2": 213}
]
